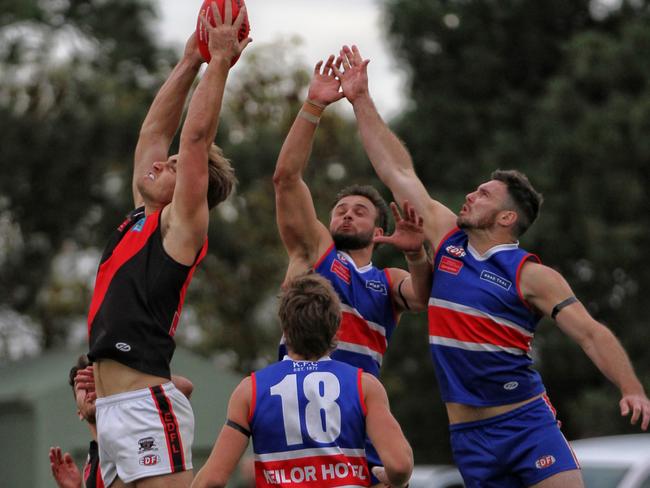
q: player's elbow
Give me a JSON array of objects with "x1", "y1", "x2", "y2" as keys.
[
  {"x1": 272, "y1": 165, "x2": 301, "y2": 189},
  {"x1": 180, "y1": 129, "x2": 210, "y2": 151}
]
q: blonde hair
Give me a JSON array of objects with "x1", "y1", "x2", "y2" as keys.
[{"x1": 207, "y1": 144, "x2": 237, "y2": 209}]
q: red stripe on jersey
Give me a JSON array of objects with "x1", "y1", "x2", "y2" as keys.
[
  {"x1": 337, "y1": 312, "x2": 387, "y2": 355},
  {"x1": 357, "y1": 369, "x2": 367, "y2": 417},
  {"x1": 169, "y1": 239, "x2": 208, "y2": 336},
  {"x1": 313, "y1": 242, "x2": 335, "y2": 270},
  {"x1": 428, "y1": 306, "x2": 531, "y2": 351},
  {"x1": 87, "y1": 213, "x2": 158, "y2": 334},
  {"x1": 248, "y1": 372, "x2": 257, "y2": 423},
  {"x1": 255, "y1": 454, "x2": 369, "y2": 487},
  {"x1": 516, "y1": 253, "x2": 541, "y2": 311}
]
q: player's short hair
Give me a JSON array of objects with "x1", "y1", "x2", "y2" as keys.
[
  {"x1": 207, "y1": 144, "x2": 237, "y2": 209},
  {"x1": 491, "y1": 169, "x2": 543, "y2": 237},
  {"x1": 332, "y1": 184, "x2": 389, "y2": 233},
  {"x1": 278, "y1": 273, "x2": 342, "y2": 359},
  {"x1": 68, "y1": 354, "x2": 91, "y2": 398}
]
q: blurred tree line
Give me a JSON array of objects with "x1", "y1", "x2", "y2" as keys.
[{"x1": 1, "y1": 0, "x2": 649, "y2": 463}]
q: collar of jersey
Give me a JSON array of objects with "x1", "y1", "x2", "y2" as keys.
[
  {"x1": 337, "y1": 250, "x2": 373, "y2": 273},
  {"x1": 467, "y1": 240, "x2": 520, "y2": 261},
  {"x1": 282, "y1": 355, "x2": 332, "y2": 362}
]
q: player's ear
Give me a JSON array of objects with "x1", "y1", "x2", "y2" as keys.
[{"x1": 498, "y1": 210, "x2": 517, "y2": 228}]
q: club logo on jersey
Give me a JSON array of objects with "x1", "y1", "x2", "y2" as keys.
[
  {"x1": 139, "y1": 454, "x2": 160, "y2": 466},
  {"x1": 439, "y1": 256, "x2": 463, "y2": 275},
  {"x1": 138, "y1": 437, "x2": 158, "y2": 453},
  {"x1": 115, "y1": 342, "x2": 131, "y2": 352},
  {"x1": 480, "y1": 270, "x2": 512, "y2": 291},
  {"x1": 503, "y1": 381, "x2": 519, "y2": 391},
  {"x1": 130, "y1": 217, "x2": 146, "y2": 233},
  {"x1": 331, "y1": 259, "x2": 351, "y2": 284},
  {"x1": 445, "y1": 245, "x2": 466, "y2": 258},
  {"x1": 366, "y1": 280, "x2": 388, "y2": 295},
  {"x1": 535, "y1": 455, "x2": 556, "y2": 469}
]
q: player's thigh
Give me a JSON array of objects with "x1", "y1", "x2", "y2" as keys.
[
  {"x1": 134, "y1": 469, "x2": 194, "y2": 488},
  {"x1": 529, "y1": 469, "x2": 584, "y2": 488}
]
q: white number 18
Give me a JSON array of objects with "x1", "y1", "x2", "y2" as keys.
[{"x1": 270, "y1": 372, "x2": 342, "y2": 445}]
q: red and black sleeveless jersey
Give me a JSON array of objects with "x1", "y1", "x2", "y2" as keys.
[
  {"x1": 83, "y1": 440, "x2": 104, "y2": 488},
  {"x1": 87, "y1": 206, "x2": 207, "y2": 378}
]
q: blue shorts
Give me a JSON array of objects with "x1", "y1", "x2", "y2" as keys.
[{"x1": 450, "y1": 397, "x2": 580, "y2": 487}]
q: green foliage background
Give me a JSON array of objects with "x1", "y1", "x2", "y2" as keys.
[{"x1": 1, "y1": 0, "x2": 649, "y2": 463}]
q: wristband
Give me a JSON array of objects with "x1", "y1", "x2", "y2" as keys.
[
  {"x1": 305, "y1": 98, "x2": 326, "y2": 109},
  {"x1": 302, "y1": 99, "x2": 324, "y2": 118},
  {"x1": 299, "y1": 110, "x2": 320, "y2": 124}
]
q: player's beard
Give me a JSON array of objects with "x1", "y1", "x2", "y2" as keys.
[
  {"x1": 332, "y1": 229, "x2": 374, "y2": 251},
  {"x1": 457, "y1": 209, "x2": 499, "y2": 231}
]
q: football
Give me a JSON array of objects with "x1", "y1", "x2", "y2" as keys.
[{"x1": 196, "y1": 0, "x2": 250, "y2": 66}]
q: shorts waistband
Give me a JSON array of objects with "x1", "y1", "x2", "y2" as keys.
[
  {"x1": 96, "y1": 382, "x2": 176, "y2": 408},
  {"x1": 449, "y1": 396, "x2": 548, "y2": 432}
]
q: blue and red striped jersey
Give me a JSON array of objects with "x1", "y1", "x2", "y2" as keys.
[
  {"x1": 249, "y1": 357, "x2": 370, "y2": 487},
  {"x1": 428, "y1": 228, "x2": 545, "y2": 406},
  {"x1": 279, "y1": 244, "x2": 397, "y2": 377}
]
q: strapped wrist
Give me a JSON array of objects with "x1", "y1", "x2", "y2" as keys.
[{"x1": 299, "y1": 99, "x2": 325, "y2": 125}]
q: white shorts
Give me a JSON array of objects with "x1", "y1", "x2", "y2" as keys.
[{"x1": 95, "y1": 382, "x2": 194, "y2": 485}]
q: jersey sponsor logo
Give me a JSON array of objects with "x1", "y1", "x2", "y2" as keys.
[
  {"x1": 365, "y1": 280, "x2": 387, "y2": 295},
  {"x1": 139, "y1": 454, "x2": 160, "y2": 466},
  {"x1": 130, "y1": 217, "x2": 146, "y2": 233},
  {"x1": 535, "y1": 455, "x2": 556, "y2": 469},
  {"x1": 439, "y1": 256, "x2": 463, "y2": 275},
  {"x1": 262, "y1": 463, "x2": 368, "y2": 485},
  {"x1": 503, "y1": 381, "x2": 519, "y2": 390},
  {"x1": 331, "y1": 259, "x2": 351, "y2": 284},
  {"x1": 480, "y1": 270, "x2": 512, "y2": 291},
  {"x1": 115, "y1": 342, "x2": 131, "y2": 352},
  {"x1": 138, "y1": 437, "x2": 158, "y2": 453},
  {"x1": 445, "y1": 245, "x2": 466, "y2": 258}
]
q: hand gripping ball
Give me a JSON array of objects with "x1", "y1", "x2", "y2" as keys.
[{"x1": 196, "y1": 0, "x2": 250, "y2": 66}]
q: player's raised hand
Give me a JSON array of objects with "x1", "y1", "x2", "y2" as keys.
[
  {"x1": 200, "y1": 1, "x2": 252, "y2": 63},
  {"x1": 49, "y1": 446, "x2": 82, "y2": 488},
  {"x1": 374, "y1": 201, "x2": 426, "y2": 253},
  {"x1": 307, "y1": 55, "x2": 345, "y2": 107},
  {"x1": 332, "y1": 44, "x2": 370, "y2": 104}
]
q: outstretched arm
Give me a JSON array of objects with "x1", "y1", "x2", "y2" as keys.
[
  {"x1": 273, "y1": 56, "x2": 343, "y2": 281},
  {"x1": 334, "y1": 45, "x2": 456, "y2": 247},
  {"x1": 375, "y1": 201, "x2": 432, "y2": 312},
  {"x1": 521, "y1": 262, "x2": 650, "y2": 430},
  {"x1": 363, "y1": 373, "x2": 413, "y2": 487},
  {"x1": 191, "y1": 377, "x2": 252, "y2": 488},
  {"x1": 133, "y1": 34, "x2": 204, "y2": 208},
  {"x1": 164, "y1": 2, "x2": 251, "y2": 265}
]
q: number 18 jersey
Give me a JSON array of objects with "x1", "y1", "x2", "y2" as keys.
[{"x1": 249, "y1": 357, "x2": 370, "y2": 487}]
